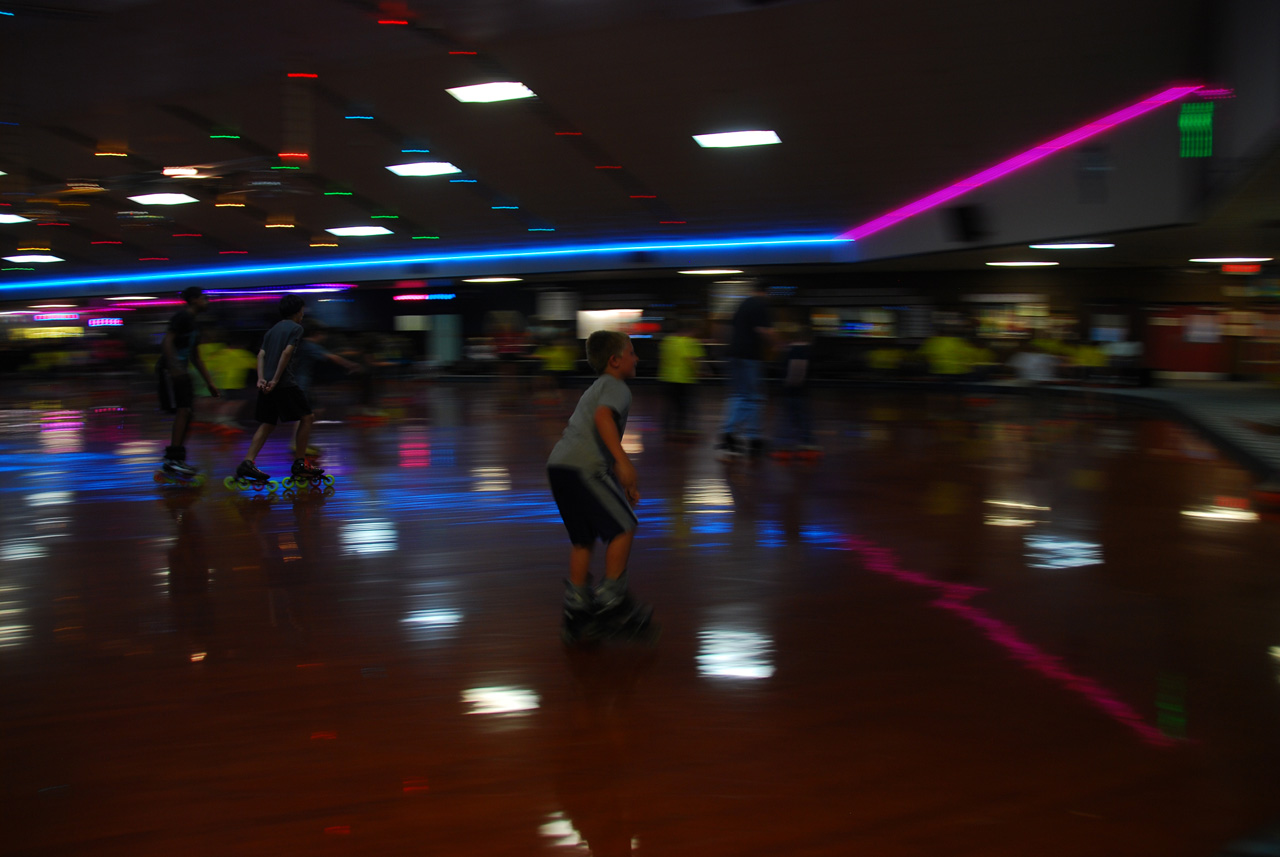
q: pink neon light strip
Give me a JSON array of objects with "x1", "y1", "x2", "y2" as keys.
[{"x1": 839, "y1": 84, "x2": 1203, "y2": 241}]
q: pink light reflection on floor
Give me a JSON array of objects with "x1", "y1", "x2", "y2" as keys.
[
  {"x1": 842, "y1": 534, "x2": 1177, "y2": 747},
  {"x1": 839, "y1": 84, "x2": 1203, "y2": 241}
]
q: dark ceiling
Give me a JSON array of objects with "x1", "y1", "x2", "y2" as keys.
[{"x1": 4, "y1": 0, "x2": 1271, "y2": 292}]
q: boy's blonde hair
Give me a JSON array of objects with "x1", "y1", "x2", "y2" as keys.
[{"x1": 585, "y1": 330, "x2": 630, "y2": 374}]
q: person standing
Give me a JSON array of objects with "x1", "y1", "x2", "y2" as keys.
[
  {"x1": 658, "y1": 317, "x2": 706, "y2": 440},
  {"x1": 157, "y1": 286, "x2": 219, "y2": 478},
  {"x1": 716, "y1": 282, "x2": 774, "y2": 459}
]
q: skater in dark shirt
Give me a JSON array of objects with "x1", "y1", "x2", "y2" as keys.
[
  {"x1": 157, "y1": 286, "x2": 220, "y2": 478},
  {"x1": 547, "y1": 331, "x2": 650, "y2": 642},
  {"x1": 233, "y1": 295, "x2": 325, "y2": 485}
]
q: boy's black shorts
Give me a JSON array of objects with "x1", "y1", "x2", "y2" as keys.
[
  {"x1": 156, "y1": 365, "x2": 194, "y2": 413},
  {"x1": 254, "y1": 384, "x2": 312, "y2": 425},
  {"x1": 548, "y1": 465, "x2": 637, "y2": 547}
]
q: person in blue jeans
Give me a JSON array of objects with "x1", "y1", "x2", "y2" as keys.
[{"x1": 716, "y1": 281, "x2": 774, "y2": 459}]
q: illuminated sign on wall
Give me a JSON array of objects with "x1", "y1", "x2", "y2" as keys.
[
  {"x1": 88, "y1": 317, "x2": 124, "y2": 327},
  {"x1": 33, "y1": 312, "x2": 79, "y2": 321},
  {"x1": 393, "y1": 293, "x2": 456, "y2": 301}
]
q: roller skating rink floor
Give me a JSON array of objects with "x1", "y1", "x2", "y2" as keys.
[{"x1": 5, "y1": 378, "x2": 1280, "y2": 856}]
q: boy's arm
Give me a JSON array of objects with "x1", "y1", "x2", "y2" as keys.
[
  {"x1": 161, "y1": 331, "x2": 180, "y2": 374},
  {"x1": 594, "y1": 405, "x2": 638, "y2": 506},
  {"x1": 263, "y1": 343, "x2": 296, "y2": 392},
  {"x1": 256, "y1": 348, "x2": 268, "y2": 390},
  {"x1": 190, "y1": 344, "x2": 220, "y2": 397}
]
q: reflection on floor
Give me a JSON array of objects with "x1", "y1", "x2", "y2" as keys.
[{"x1": 5, "y1": 382, "x2": 1280, "y2": 855}]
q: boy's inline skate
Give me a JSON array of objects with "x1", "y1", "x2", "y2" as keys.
[
  {"x1": 154, "y1": 445, "x2": 205, "y2": 488},
  {"x1": 282, "y1": 457, "x2": 334, "y2": 495},
  {"x1": 562, "y1": 575, "x2": 658, "y2": 645},
  {"x1": 224, "y1": 459, "x2": 280, "y2": 494}
]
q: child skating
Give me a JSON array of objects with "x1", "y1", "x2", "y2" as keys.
[
  {"x1": 546, "y1": 331, "x2": 654, "y2": 643},
  {"x1": 229, "y1": 295, "x2": 327, "y2": 492},
  {"x1": 156, "y1": 286, "x2": 219, "y2": 484}
]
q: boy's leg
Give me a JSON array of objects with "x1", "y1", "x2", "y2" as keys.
[
  {"x1": 603, "y1": 529, "x2": 634, "y2": 581},
  {"x1": 246, "y1": 423, "x2": 275, "y2": 461},
  {"x1": 293, "y1": 413, "x2": 315, "y2": 456},
  {"x1": 170, "y1": 406, "x2": 192, "y2": 448},
  {"x1": 569, "y1": 545, "x2": 593, "y2": 586}
]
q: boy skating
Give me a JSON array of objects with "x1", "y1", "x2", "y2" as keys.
[
  {"x1": 157, "y1": 287, "x2": 219, "y2": 479},
  {"x1": 547, "y1": 331, "x2": 651, "y2": 642},
  {"x1": 233, "y1": 295, "x2": 325, "y2": 487}
]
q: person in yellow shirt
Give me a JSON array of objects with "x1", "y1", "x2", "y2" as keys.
[{"x1": 658, "y1": 319, "x2": 706, "y2": 440}]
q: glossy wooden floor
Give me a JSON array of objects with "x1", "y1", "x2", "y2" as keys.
[{"x1": 5, "y1": 381, "x2": 1280, "y2": 856}]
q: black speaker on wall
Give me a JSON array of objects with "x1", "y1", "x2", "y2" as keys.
[{"x1": 947, "y1": 204, "x2": 989, "y2": 243}]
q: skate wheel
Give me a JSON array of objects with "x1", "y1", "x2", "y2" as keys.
[
  {"x1": 266, "y1": 480, "x2": 281, "y2": 493},
  {"x1": 322, "y1": 475, "x2": 335, "y2": 487},
  {"x1": 224, "y1": 476, "x2": 238, "y2": 490},
  {"x1": 281, "y1": 477, "x2": 295, "y2": 489}
]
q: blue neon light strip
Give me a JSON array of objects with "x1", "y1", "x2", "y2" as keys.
[{"x1": 0, "y1": 236, "x2": 849, "y2": 291}]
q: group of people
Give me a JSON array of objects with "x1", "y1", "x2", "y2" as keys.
[{"x1": 156, "y1": 287, "x2": 357, "y2": 486}]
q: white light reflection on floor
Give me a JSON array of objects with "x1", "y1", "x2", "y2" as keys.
[
  {"x1": 470, "y1": 467, "x2": 511, "y2": 492},
  {"x1": 340, "y1": 519, "x2": 398, "y2": 554},
  {"x1": 540, "y1": 811, "x2": 590, "y2": 850},
  {"x1": 1025, "y1": 534, "x2": 1103, "y2": 569},
  {"x1": 401, "y1": 608, "x2": 464, "y2": 643},
  {"x1": 684, "y1": 477, "x2": 733, "y2": 511},
  {"x1": 0, "y1": 584, "x2": 29, "y2": 649},
  {"x1": 697, "y1": 606, "x2": 775, "y2": 679},
  {"x1": 461, "y1": 686, "x2": 540, "y2": 715},
  {"x1": 1181, "y1": 505, "x2": 1259, "y2": 523}
]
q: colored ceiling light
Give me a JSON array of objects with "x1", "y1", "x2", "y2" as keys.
[
  {"x1": 450, "y1": 179, "x2": 477, "y2": 183},
  {"x1": 986, "y1": 261, "x2": 1059, "y2": 267},
  {"x1": 378, "y1": 19, "x2": 409, "y2": 24},
  {"x1": 1189, "y1": 257, "x2": 1272, "y2": 263},
  {"x1": 324, "y1": 191, "x2": 353, "y2": 196},
  {"x1": 386, "y1": 161, "x2": 461, "y2": 177},
  {"x1": 278, "y1": 152, "x2": 309, "y2": 159},
  {"x1": 463, "y1": 277, "x2": 522, "y2": 283},
  {"x1": 445, "y1": 82, "x2": 536, "y2": 103},
  {"x1": 693, "y1": 130, "x2": 781, "y2": 148},
  {"x1": 679, "y1": 269, "x2": 744, "y2": 275},
  {"x1": 841, "y1": 84, "x2": 1203, "y2": 241},
  {"x1": 1028, "y1": 242, "x2": 1115, "y2": 249},
  {"x1": 345, "y1": 115, "x2": 374, "y2": 120},
  {"x1": 209, "y1": 134, "x2": 241, "y2": 139},
  {"x1": 0, "y1": 213, "x2": 32, "y2": 223},
  {"x1": 95, "y1": 151, "x2": 128, "y2": 157},
  {"x1": 3, "y1": 254, "x2": 63, "y2": 263},
  {"x1": 219, "y1": 250, "x2": 248, "y2": 254},
  {"x1": 1223, "y1": 264, "x2": 1261, "y2": 274},
  {"x1": 310, "y1": 242, "x2": 339, "y2": 248},
  {"x1": 287, "y1": 73, "x2": 318, "y2": 78},
  {"x1": 412, "y1": 235, "x2": 440, "y2": 240},
  {"x1": 491, "y1": 205, "x2": 518, "y2": 210},
  {"x1": 325, "y1": 226, "x2": 393, "y2": 237},
  {"x1": 91, "y1": 241, "x2": 122, "y2": 245},
  {"x1": 128, "y1": 193, "x2": 198, "y2": 205}
]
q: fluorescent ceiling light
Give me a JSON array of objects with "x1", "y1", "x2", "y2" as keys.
[
  {"x1": 29, "y1": 304, "x2": 76, "y2": 308},
  {"x1": 162, "y1": 167, "x2": 199, "y2": 177},
  {"x1": 386, "y1": 161, "x2": 461, "y2": 177},
  {"x1": 0, "y1": 169, "x2": 6, "y2": 176},
  {"x1": 986, "y1": 261, "x2": 1059, "y2": 267},
  {"x1": 693, "y1": 130, "x2": 781, "y2": 148},
  {"x1": 3, "y1": 254, "x2": 63, "y2": 263},
  {"x1": 679, "y1": 268, "x2": 744, "y2": 275},
  {"x1": 325, "y1": 226, "x2": 394, "y2": 237},
  {"x1": 446, "y1": 82, "x2": 536, "y2": 103},
  {"x1": 1189, "y1": 257, "x2": 1272, "y2": 263},
  {"x1": 840, "y1": 84, "x2": 1204, "y2": 241},
  {"x1": 105, "y1": 295, "x2": 156, "y2": 300},
  {"x1": 463, "y1": 277, "x2": 522, "y2": 283},
  {"x1": 1028, "y1": 242, "x2": 1115, "y2": 250},
  {"x1": 128, "y1": 193, "x2": 198, "y2": 205},
  {"x1": 0, "y1": 213, "x2": 32, "y2": 224}
]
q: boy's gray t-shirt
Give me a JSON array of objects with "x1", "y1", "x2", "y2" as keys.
[
  {"x1": 260, "y1": 319, "x2": 304, "y2": 388},
  {"x1": 547, "y1": 374, "x2": 630, "y2": 473}
]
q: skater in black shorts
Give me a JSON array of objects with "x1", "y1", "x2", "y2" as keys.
[
  {"x1": 547, "y1": 330, "x2": 652, "y2": 642},
  {"x1": 233, "y1": 295, "x2": 325, "y2": 485},
  {"x1": 156, "y1": 286, "x2": 219, "y2": 479}
]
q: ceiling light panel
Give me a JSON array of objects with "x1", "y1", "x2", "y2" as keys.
[
  {"x1": 693, "y1": 130, "x2": 781, "y2": 148},
  {"x1": 386, "y1": 161, "x2": 462, "y2": 177},
  {"x1": 446, "y1": 82, "x2": 536, "y2": 103},
  {"x1": 325, "y1": 226, "x2": 394, "y2": 237},
  {"x1": 3, "y1": 255, "x2": 63, "y2": 263},
  {"x1": 128, "y1": 193, "x2": 198, "y2": 205},
  {"x1": 1028, "y1": 243, "x2": 1115, "y2": 249}
]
